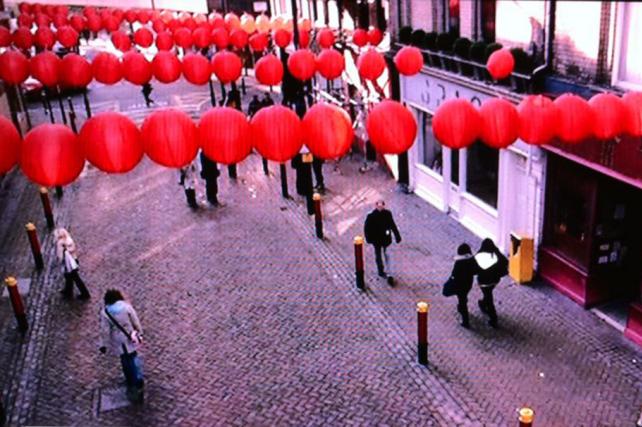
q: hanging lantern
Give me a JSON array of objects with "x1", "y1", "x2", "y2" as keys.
[
  {"x1": 56, "y1": 5, "x2": 69, "y2": 16},
  {"x1": 182, "y1": 53, "x2": 211, "y2": 85},
  {"x1": 394, "y1": 46, "x2": 424, "y2": 76},
  {"x1": 0, "y1": 50, "x2": 30, "y2": 85},
  {"x1": 20, "y1": 124, "x2": 85, "y2": 186},
  {"x1": 432, "y1": 99, "x2": 481, "y2": 149},
  {"x1": 225, "y1": 13, "x2": 241, "y2": 31},
  {"x1": 270, "y1": 16, "x2": 285, "y2": 31},
  {"x1": 199, "y1": 107, "x2": 251, "y2": 165},
  {"x1": 17, "y1": 13, "x2": 34, "y2": 29},
  {"x1": 486, "y1": 49, "x2": 514, "y2": 81},
  {"x1": 366, "y1": 101, "x2": 417, "y2": 154},
  {"x1": 274, "y1": 29, "x2": 292, "y2": 48},
  {"x1": 83, "y1": 6, "x2": 97, "y2": 19},
  {"x1": 141, "y1": 109, "x2": 198, "y2": 168},
  {"x1": 240, "y1": 14, "x2": 256, "y2": 34},
  {"x1": 249, "y1": 32, "x2": 269, "y2": 52},
  {"x1": 30, "y1": 51, "x2": 60, "y2": 88},
  {"x1": 211, "y1": 51, "x2": 242, "y2": 84},
  {"x1": 317, "y1": 28, "x2": 334, "y2": 49},
  {"x1": 125, "y1": 9, "x2": 138, "y2": 24},
  {"x1": 152, "y1": 51, "x2": 182, "y2": 84},
  {"x1": 623, "y1": 92, "x2": 642, "y2": 137},
  {"x1": 358, "y1": 48, "x2": 386, "y2": 81},
  {"x1": 35, "y1": 13, "x2": 52, "y2": 28},
  {"x1": 174, "y1": 27, "x2": 193, "y2": 49},
  {"x1": 299, "y1": 29, "x2": 311, "y2": 48},
  {"x1": 284, "y1": 18, "x2": 294, "y2": 32},
  {"x1": 192, "y1": 27, "x2": 211, "y2": 49},
  {"x1": 554, "y1": 93, "x2": 594, "y2": 144},
  {"x1": 161, "y1": 10, "x2": 175, "y2": 23},
  {"x1": 299, "y1": 18, "x2": 312, "y2": 32},
  {"x1": 102, "y1": 14, "x2": 120, "y2": 33},
  {"x1": 57, "y1": 26, "x2": 79, "y2": 48},
  {"x1": 194, "y1": 14, "x2": 208, "y2": 24},
  {"x1": 69, "y1": 15, "x2": 86, "y2": 32},
  {"x1": 152, "y1": 18, "x2": 166, "y2": 33},
  {"x1": 111, "y1": 30, "x2": 132, "y2": 52},
  {"x1": 229, "y1": 29, "x2": 248, "y2": 49},
  {"x1": 588, "y1": 93, "x2": 628, "y2": 140},
  {"x1": 122, "y1": 51, "x2": 152, "y2": 86},
  {"x1": 479, "y1": 98, "x2": 519, "y2": 149},
  {"x1": 0, "y1": 116, "x2": 21, "y2": 174},
  {"x1": 138, "y1": 10, "x2": 151, "y2": 24},
  {"x1": 352, "y1": 29, "x2": 368, "y2": 47},
  {"x1": 34, "y1": 27, "x2": 56, "y2": 49},
  {"x1": 92, "y1": 51, "x2": 123, "y2": 85},
  {"x1": 52, "y1": 14, "x2": 68, "y2": 29},
  {"x1": 59, "y1": 54, "x2": 92, "y2": 88},
  {"x1": 302, "y1": 103, "x2": 354, "y2": 160},
  {"x1": 256, "y1": 14, "x2": 270, "y2": 33},
  {"x1": 517, "y1": 95, "x2": 558, "y2": 145},
  {"x1": 367, "y1": 28, "x2": 383, "y2": 46},
  {"x1": 134, "y1": 27, "x2": 154, "y2": 48},
  {"x1": 255, "y1": 54, "x2": 284, "y2": 86},
  {"x1": 18, "y1": 3, "x2": 32, "y2": 14},
  {"x1": 287, "y1": 49, "x2": 316, "y2": 82},
  {"x1": 196, "y1": 21, "x2": 212, "y2": 33},
  {"x1": 316, "y1": 49, "x2": 344, "y2": 81},
  {"x1": 210, "y1": 13, "x2": 225, "y2": 30},
  {"x1": 12, "y1": 27, "x2": 33, "y2": 50},
  {"x1": 155, "y1": 31, "x2": 174, "y2": 51},
  {"x1": 87, "y1": 14, "x2": 102, "y2": 33},
  {"x1": 0, "y1": 27, "x2": 11, "y2": 47},
  {"x1": 211, "y1": 27, "x2": 229, "y2": 49},
  {"x1": 183, "y1": 17, "x2": 197, "y2": 32},
  {"x1": 251, "y1": 105, "x2": 303, "y2": 162},
  {"x1": 79, "y1": 112, "x2": 142, "y2": 173}
]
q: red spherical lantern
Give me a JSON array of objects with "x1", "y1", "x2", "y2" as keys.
[
  {"x1": 317, "y1": 28, "x2": 334, "y2": 49},
  {"x1": 358, "y1": 48, "x2": 386, "y2": 81},
  {"x1": 303, "y1": 103, "x2": 354, "y2": 159},
  {"x1": 255, "y1": 14, "x2": 270, "y2": 33},
  {"x1": 69, "y1": 15, "x2": 86, "y2": 32},
  {"x1": 589, "y1": 93, "x2": 628, "y2": 140},
  {"x1": 138, "y1": 10, "x2": 151, "y2": 24},
  {"x1": 141, "y1": 109, "x2": 198, "y2": 168},
  {"x1": 125, "y1": 9, "x2": 138, "y2": 24},
  {"x1": 17, "y1": 13, "x2": 34, "y2": 29},
  {"x1": 18, "y1": 3, "x2": 32, "y2": 14},
  {"x1": 249, "y1": 32, "x2": 269, "y2": 52},
  {"x1": 316, "y1": 49, "x2": 344, "y2": 80},
  {"x1": 111, "y1": 30, "x2": 132, "y2": 52},
  {"x1": 229, "y1": 29, "x2": 248, "y2": 49},
  {"x1": 152, "y1": 18, "x2": 166, "y2": 33},
  {"x1": 210, "y1": 14, "x2": 225, "y2": 30},
  {"x1": 0, "y1": 116, "x2": 21, "y2": 174},
  {"x1": 554, "y1": 93, "x2": 594, "y2": 144},
  {"x1": 224, "y1": 13, "x2": 241, "y2": 32},
  {"x1": 31, "y1": 51, "x2": 60, "y2": 87},
  {"x1": 134, "y1": 27, "x2": 154, "y2": 48},
  {"x1": 182, "y1": 53, "x2": 211, "y2": 85},
  {"x1": 211, "y1": 51, "x2": 242, "y2": 84},
  {"x1": 192, "y1": 27, "x2": 211, "y2": 49},
  {"x1": 240, "y1": 14, "x2": 256, "y2": 34},
  {"x1": 287, "y1": 49, "x2": 316, "y2": 81},
  {"x1": 35, "y1": 13, "x2": 51, "y2": 28},
  {"x1": 352, "y1": 29, "x2": 368, "y2": 47},
  {"x1": 210, "y1": 27, "x2": 229, "y2": 49},
  {"x1": 0, "y1": 50, "x2": 30, "y2": 85},
  {"x1": 21, "y1": 124, "x2": 85, "y2": 186},
  {"x1": 299, "y1": 29, "x2": 311, "y2": 48},
  {"x1": 274, "y1": 29, "x2": 292, "y2": 48},
  {"x1": 0, "y1": 27, "x2": 11, "y2": 47},
  {"x1": 122, "y1": 51, "x2": 152, "y2": 86},
  {"x1": 92, "y1": 52, "x2": 123, "y2": 84},
  {"x1": 173, "y1": 27, "x2": 193, "y2": 49},
  {"x1": 199, "y1": 107, "x2": 251, "y2": 165},
  {"x1": 432, "y1": 99, "x2": 481, "y2": 149},
  {"x1": 87, "y1": 14, "x2": 102, "y2": 32},
  {"x1": 486, "y1": 48, "x2": 514, "y2": 81},
  {"x1": 517, "y1": 95, "x2": 559, "y2": 145},
  {"x1": 52, "y1": 14, "x2": 68, "y2": 29},
  {"x1": 59, "y1": 54, "x2": 92, "y2": 88},
  {"x1": 57, "y1": 26, "x2": 79, "y2": 48},
  {"x1": 12, "y1": 27, "x2": 33, "y2": 50},
  {"x1": 251, "y1": 105, "x2": 303, "y2": 162},
  {"x1": 367, "y1": 28, "x2": 383, "y2": 46},
  {"x1": 34, "y1": 27, "x2": 56, "y2": 49},
  {"x1": 79, "y1": 112, "x2": 143, "y2": 173},
  {"x1": 367, "y1": 100, "x2": 417, "y2": 154},
  {"x1": 623, "y1": 92, "x2": 642, "y2": 137},
  {"x1": 102, "y1": 14, "x2": 120, "y2": 33},
  {"x1": 394, "y1": 46, "x2": 423, "y2": 76},
  {"x1": 479, "y1": 98, "x2": 519, "y2": 149},
  {"x1": 255, "y1": 54, "x2": 283, "y2": 86},
  {"x1": 155, "y1": 31, "x2": 174, "y2": 51},
  {"x1": 152, "y1": 51, "x2": 182, "y2": 83}
]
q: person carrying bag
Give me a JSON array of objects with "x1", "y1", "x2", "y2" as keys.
[{"x1": 443, "y1": 244, "x2": 479, "y2": 328}]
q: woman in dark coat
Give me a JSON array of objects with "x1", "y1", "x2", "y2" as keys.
[
  {"x1": 474, "y1": 238, "x2": 509, "y2": 328},
  {"x1": 443, "y1": 243, "x2": 479, "y2": 328}
]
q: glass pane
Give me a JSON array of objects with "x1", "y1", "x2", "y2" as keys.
[
  {"x1": 466, "y1": 141, "x2": 498, "y2": 207},
  {"x1": 451, "y1": 149, "x2": 459, "y2": 186},
  {"x1": 421, "y1": 114, "x2": 443, "y2": 173}
]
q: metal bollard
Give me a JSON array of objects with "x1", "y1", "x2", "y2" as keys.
[
  {"x1": 417, "y1": 301, "x2": 428, "y2": 365},
  {"x1": 25, "y1": 223, "x2": 44, "y2": 269},
  {"x1": 518, "y1": 408, "x2": 534, "y2": 427},
  {"x1": 354, "y1": 236, "x2": 365, "y2": 290},
  {"x1": 5, "y1": 277, "x2": 28, "y2": 333},
  {"x1": 280, "y1": 164, "x2": 289, "y2": 198},
  {"x1": 302, "y1": 153, "x2": 314, "y2": 215},
  {"x1": 313, "y1": 193, "x2": 323, "y2": 239},
  {"x1": 39, "y1": 187, "x2": 55, "y2": 228}
]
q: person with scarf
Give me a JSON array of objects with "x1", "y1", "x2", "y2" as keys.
[{"x1": 474, "y1": 238, "x2": 509, "y2": 328}]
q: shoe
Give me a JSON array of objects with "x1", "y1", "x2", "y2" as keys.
[
  {"x1": 78, "y1": 293, "x2": 90, "y2": 300},
  {"x1": 461, "y1": 321, "x2": 470, "y2": 329},
  {"x1": 488, "y1": 319, "x2": 498, "y2": 329},
  {"x1": 60, "y1": 290, "x2": 73, "y2": 299},
  {"x1": 378, "y1": 271, "x2": 387, "y2": 278},
  {"x1": 478, "y1": 300, "x2": 487, "y2": 314},
  {"x1": 387, "y1": 276, "x2": 395, "y2": 286}
]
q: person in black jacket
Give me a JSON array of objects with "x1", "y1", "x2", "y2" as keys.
[
  {"x1": 443, "y1": 244, "x2": 479, "y2": 328},
  {"x1": 364, "y1": 200, "x2": 402, "y2": 286},
  {"x1": 474, "y1": 238, "x2": 509, "y2": 328},
  {"x1": 200, "y1": 151, "x2": 220, "y2": 206}
]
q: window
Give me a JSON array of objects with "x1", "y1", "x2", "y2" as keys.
[
  {"x1": 614, "y1": 2, "x2": 642, "y2": 90},
  {"x1": 466, "y1": 141, "x2": 498, "y2": 208},
  {"x1": 447, "y1": 0, "x2": 460, "y2": 36},
  {"x1": 419, "y1": 113, "x2": 443, "y2": 174},
  {"x1": 479, "y1": 0, "x2": 496, "y2": 42}
]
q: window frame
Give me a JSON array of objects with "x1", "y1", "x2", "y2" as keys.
[{"x1": 611, "y1": 2, "x2": 642, "y2": 91}]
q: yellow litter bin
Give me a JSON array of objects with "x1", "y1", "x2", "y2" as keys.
[{"x1": 509, "y1": 232, "x2": 534, "y2": 283}]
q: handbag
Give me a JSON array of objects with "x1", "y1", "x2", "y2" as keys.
[{"x1": 442, "y1": 276, "x2": 457, "y2": 297}]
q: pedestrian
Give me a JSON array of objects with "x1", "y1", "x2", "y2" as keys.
[
  {"x1": 474, "y1": 238, "x2": 509, "y2": 328},
  {"x1": 200, "y1": 151, "x2": 220, "y2": 206},
  {"x1": 55, "y1": 228, "x2": 90, "y2": 300},
  {"x1": 99, "y1": 289, "x2": 144, "y2": 403},
  {"x1": 141, "y1": 83, "x2": 154, "y2": 107},
  {"x1": 312, "y1": 157, "x2": 325, "y2": 193},
  {"x1": 178, "y1": 160, "x2": 199, "y2": 210},
  {"x1": 262, "y1": 92, "x2": 274, "y2": 108},
  {"x1": 364, "y1": 200, "x2": 402, "y2": 286},
  {"x1": 247, "y1": 94, "x2": 261, "y2": 117},
  {"x1": 442, "y1": 244, "x2": 479, "y2": 328},
  {"x1": 291, "y1": 152, "x2": 312, "y2": 198}
]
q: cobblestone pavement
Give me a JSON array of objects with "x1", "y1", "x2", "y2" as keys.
[{"x1": 1, "y1": 81, "x2": 642, "y2": 426}]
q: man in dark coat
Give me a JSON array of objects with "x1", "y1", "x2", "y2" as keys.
[
  {"x1": 200, "y1": 151, "x2": 220, "y2": 206},
  {"x1": 291, "y1": 153, "x2": 312, "y2": 197},
  {"x1": 364, "y1": 200, "x2": 402, "y2": 286},
  {"x1": 444, "y1": 243, "x2": 479, "y2": 328}
]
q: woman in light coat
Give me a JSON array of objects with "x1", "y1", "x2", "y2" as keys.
[{"x1": 55, "y1": 228, "x2": 90, "y2": 299}]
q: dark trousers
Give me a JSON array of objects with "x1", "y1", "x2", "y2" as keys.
[
  {"x1": 312, "y1": 158, "x2": 324, "y2": 188},
  {"x1": 63, "y1": 270, "x2": 89, "y2": 297},
  {"x1": 204, "y1": 179, "x2": 218, "y2": 205},
  {"x1": 456, "y1": 292, "x2": 469, "y2": 326},
  {"x1": 480, "y1": 286, "x2": 498, "y2": 323},
  {"x1": 262, "y1": 157, "x2": 269, "y2": 175},
  {"x1": 373, "y1": 244, "x2": 391, "y2": 275},
  {"x1": 184, "y1": 188, "x2": 198, "y2": 209}
]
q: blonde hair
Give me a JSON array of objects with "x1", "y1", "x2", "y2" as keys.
[{"x1": 55, "y1": 228, "x2": 78, "y2": 261}]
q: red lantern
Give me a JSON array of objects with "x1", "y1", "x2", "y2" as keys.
[
  {"x1": 192, "y1": 27, "x2": 211, "y2": 49},
  {"x1": 0, "y1": 116, "x2": 21, "y2": 174},
  {"x1": 83, "y1": 7, "x2": 97, "y2": 19},
  {"x1": 31, "y1": 51, "x2": 60, "y2": 87},
  {"x1": 138, "y1": 10, "x2": 151, "y2": 24},
  {"x1": 87, "y1": 14, "x2": 102, "y2": 33},
  {"x1": 589, "y1": 93, "x2": 628, "y2": 140},
  {"x1": 210, "y1": 14, "x2": 225, "y2": 29},
  {"x1": 486, "y1": 48, "x2": 514, "y2": 81},
  {"x1": 122, "y1": 51, "x2": 152, "y2": 86},
  {"x1": 358, "y1": 49, "x2": 386, "y2": 81},
  {"x1": 366, "y1": 101, "x2": 417, "y2": 154},
  {"x1": 479, "y1": 98, "x2": 519, "y2": 149},
  {"x1": 352, "y1": 29, "x2": 368, "y2": 47},
  {"x1": 299, "y1": 29, "x2": 311, "y2": 48},
  {"x1": 35, "y1": 13, "x2": 52, "y2": 28},
  {"x1": 224, "y1": 13, "x2": 241, "y2": 32},
  {"x1": 394, "y1": 46, "x2": 423, "y2": 76},
  {"x1": 229, "y1": 29, "x2": 248, "y2": 49},
  {"x1": 125, "y1": 9, "x2": 138, "y2": 24},
  {"x1": 317, "y1": 28, "x2": 334, "y2": 49},
  {"x1": 183, "y1": 17, "x2": 197, "y2": 32},
  {"x1": 623, "y1": 92, "x2": 642, "y2": 137},
  {"x1": 432, "y1": 99, "x2": 481, "y2": 149},
  {"x1": 56, "y1": 5, "x2": 69, "y2": 16},
  {"x1": 0, "y1": 27, "x2": 11, "y2": 47},
  {"x1": 288, "y1": 49, "x2": 316, "y2": 82},
  {"x1": 52, "y1": 14, "x2": 68, "y2": 29},
  {"x1": 20, "y1": 124, "x2": 85, "y2": 186},
  {"x1": 249, "y1": 32, "x2": 269, "y2": 52},
  {"x1": 12, "y1": 27, "x2": 33, "y2": 50},
  {"x1": 183, "y1": 53, "x2": 211, "y2": 85},
  {"x1": 274, "y1": 29, "x2": 292, "y2": 48},
  {"x1": 79, "y1": 112, "x2": 143, "y2": 173},
  {"x1": 152, "y1": 18, "x2": 166, "y2": 33},
  {"x1": 210, "y1": 27, "x2": 229, "y2": 49},
  {"x1": 59, "y1": 54, "x2": 92, "y2": 88},
  {"x1": 211, "y1": 51, "x2": 242, "y2": 84},
  {"x1": 316, "y1": 49, "x2": 344, "y2": 80},
  {"x1": 173, "y1": 27, "x2": 193, "y2": 49},
  {"x1": 92, "y1": 52, "x2": 123, "y2": 85},
  {"x1": 255, "y1": 54, "x2": 283, "y2": 86},
  {"x1": 367, "y1": 28, "x2": 383, "y2": 46},
  {"x1": 0, "y1": 50, "x2": 30, "y2": 85},
  {"x1": 155, "y1": 31, "x2": 174, "y2": 51},
  {"x1": 18, "y1": 3, "x2": 32, "y2": 14},
  {"x1": 134, "y1": 27, "x2": 154, "y2": 48},
  {"x1": 17, "y1": 14, "x2": 34, "y2": 29},
  {"x1": 141, "y1": 109, "x2": 198, "y2": 168},
  {"x1": 102, "y1": 14, "x2": 120, "y2": 33},
  {"x1": 517, "y1": 95, "x2": 558, "y2": 145},
  {"x1": 199, "y1": 107, "x2": 251, "y2": 165},
  {"x1": 111, "y1": 30, "x2": 132, "y2": 52},
  {"x1": 554, "y1": 93, "x2": 594, "y2": 144},
  {"x1": 303, "y1": 103, "x2": 354, "y2": 159},
  {"x1": 152, "y1": 51, "x2": 182, "y2": 83},
  {"x1": 34, "y1": 27, "x2": 56, "y2": 49},
  {"x1": 251, "y1": 105, "x2": 303, "y2": 162},
  {"x1": 57, "y1": 26, "x2": 79, "y2": 48},
  {"x1": 69, "y1": 15, "x2": 86, "y2": 32}
]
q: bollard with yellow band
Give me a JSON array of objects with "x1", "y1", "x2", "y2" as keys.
[
  {"x1": 417, "y1": 301, "x2": 428, "y2": 365},
  {"x1": 354, "y1": 236, "x2": 365, "y2": 290},
  {"x1": 518, "y1": 407, "x2": 534, "y2": 426},
  {"x1": 5, "y1": 277, "x2": 28, "y2": 333},
  {"x1": 302, "y1": 153, "x2": 314, "y2": 215},
  {"x1": 39, "y1": 187, "x2": 55, "y2": 228},
  {"x1": 313, "y1": 193, "x2": 323, "y2": 239},
  {"x1": 25, "y1": 223, "x2": 44, "y2": 269}
]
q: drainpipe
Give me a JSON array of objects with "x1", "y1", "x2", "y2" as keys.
[{"x1": 533, "y1": 0, "x2": 556, "y2": 78}]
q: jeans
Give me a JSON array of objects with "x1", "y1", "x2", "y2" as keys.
[
  {"x1": 373, "y1": 245, "x2": 393, "y2": 276},
  {"x1": 480, "y1": 285, "x2": 498, "y2": 323}
]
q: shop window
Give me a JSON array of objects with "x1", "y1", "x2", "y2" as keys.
[
  {"x1": 466, "y1": 141, "x2": 498, "y2": 208},
  {"x1": 419, "y1": 113, "x2": 443, "y2": 174},
  {"x1": 614, "y1": 2, "x2": 642, "y2": 90}
]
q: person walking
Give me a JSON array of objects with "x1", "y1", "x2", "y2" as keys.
[
  {"x1": 99, "y1": 289, "x2": 144, "y2": 403},
  {"x1": 442, "y1": 244, "x2": 479, "y2": 328},
  {"x1": 141, "y1": 83, "x2": 154, "y2": 107},
  {"x1": 200, "y1": 151, "x2": 220, "y2": 206},
  {"x1": 364, "y1": 200, "x2": 402, "y2": 286},
  {"x1": 55, "y1": 228, "x2": 90, "y2": 300},
  {"x1": 474, "y1": 238, "x2": 509, "y2": 328},
  {"x1": 178, "y1": 160, "x2": 199, "y2": 210}
]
